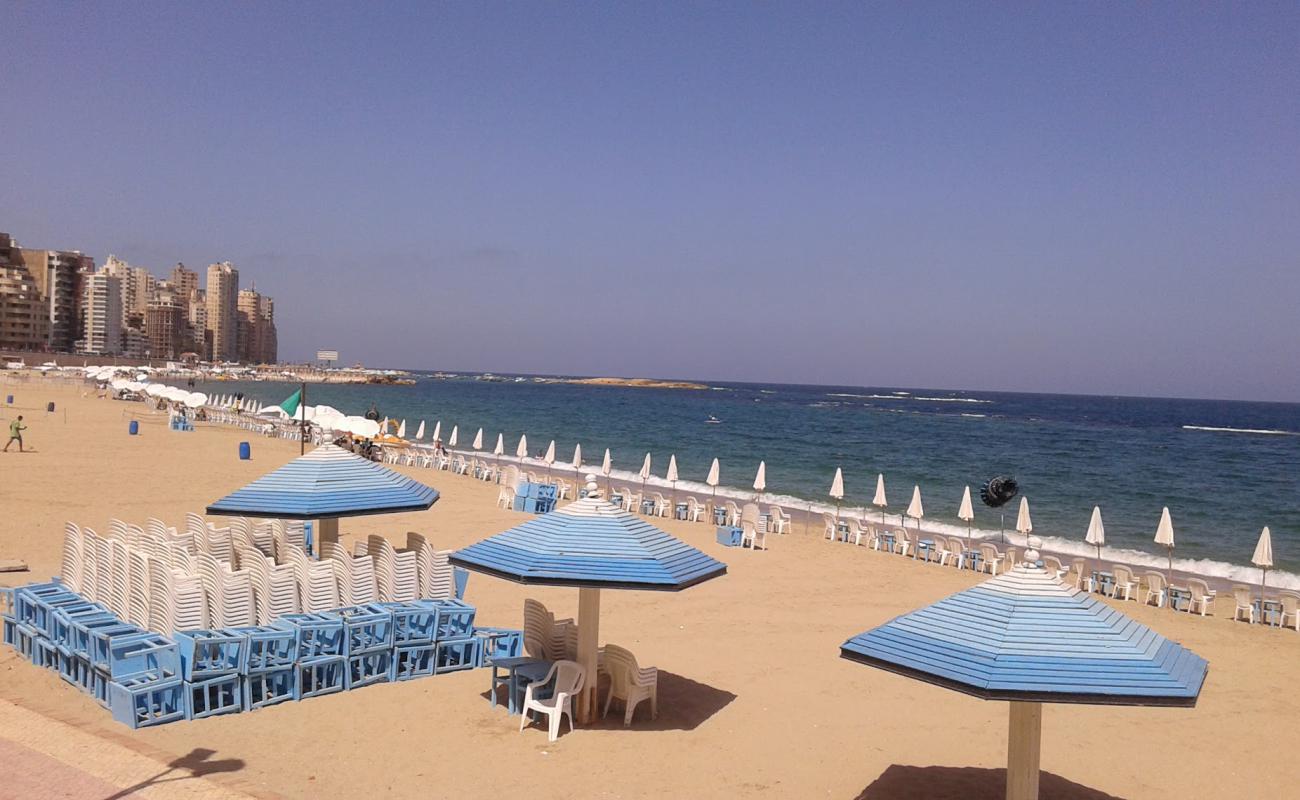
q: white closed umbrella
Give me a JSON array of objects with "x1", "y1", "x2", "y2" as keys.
[
  {"x1": 397, "y1": 420, "x2": 406, "y2": 438},
  {"x1": 706, "y1": 457, "x2": 720, "y2": 514},
  {"x1": 544, "y1": 440, "x2": 556, "y2": 480},
  {"x1": 1252, "y1": 526, "x2": 1273, "y2": 606},
  {"x1": 666, "y1": 454, "x2": 679, "y2": 513},
  {"x1": 601, "y1": 448, "x2": 612, "y2": 496},
  {"x1": 829, "y1": 467, "x2": 845, "y2": 527},
  {"x1": 432, "y1": 421, "x2": 441, "y2": 442},
  {"x1": 638, "y1": 453, "x2": 652, "y2": 501},
  {"x1": 380, "y1": 417, "x2": 389, "y2": 433},
  {"x1": 753, "y1": 461, "x2": 766, "y2": 494},
  {"x1": 571, "y1": 443, "x2": 583, "y2": 472},
  {"x1": 958, "y1": 486, "x2": 975, "y2": 544},
  {"x1": 473, "y1": 428, "x2": 483, "y2": 451},
  {"x1": 494, "y1": 433, "x2": 504, "y2": 456},
  {"x1": 415, "y1": 421, "x2": 425, "y2": 440},
  {"x1": 906, "y1": 486, "x2": 924, "y2": 539},
  {"x1": 1085, "y1": 506, "x2": 1105, "y2": 559},
  {"x1": 1016, "y1": 497, "x2": 1032, "y2": 541},
  {"x1": 1154, "y1": 507, "x2": 1175, "y2": 574},
  {"x1": 517, "y1": 434, "x2": 528, "y2": 460},
  {"x1": 449, "y1": 425, "x2": 459, "y2": 448},
  {"x1": 873, "y1": 474, "x2": 888, "y2": 526}
]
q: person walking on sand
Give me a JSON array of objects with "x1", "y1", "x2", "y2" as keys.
[{"x1": 4, "y1": 415, "x2": 26, "y2": 452}]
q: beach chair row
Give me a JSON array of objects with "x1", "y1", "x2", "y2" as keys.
[{"x1": 3, "y1": 581, "x2": 523, "y2": 729}]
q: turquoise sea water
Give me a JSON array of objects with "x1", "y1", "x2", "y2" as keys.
[{"x1": 190, "y1": 375, "x2": 1300, "y2": 584}]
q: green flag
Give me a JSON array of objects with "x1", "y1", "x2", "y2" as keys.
[{"x1": 279, "y1": 388, "x2": 302, "y2": 417}]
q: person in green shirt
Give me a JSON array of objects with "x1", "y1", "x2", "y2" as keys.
[{"x1": 4, "y1": 415, "x2": 26, "y2": 452}]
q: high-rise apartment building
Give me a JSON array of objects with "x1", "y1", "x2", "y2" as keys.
[
  {"x1": 145, "y1": 286, "x2": 188, "y2": 360},
  {"x1": 77, "y1": 271, "x2": 122, "y2": 355},
  {"x1": 17, "y1": 248, "x2": 94, "y2": 351},
  {"x1": 236, "y1": 287, "x2": 278, "y2": 364},
  {"x1": 0, "y1": 233, "x2": 49, "y2": 350},
  {"x1": 170, "y1": 263, "x2": 199, "y2": 297},
  {"x1": 102, "y1": 255, "x2": 154, "y2": 322},
  {"x1": 205, "y1": 261, "x2": 239, "y2": 361}
]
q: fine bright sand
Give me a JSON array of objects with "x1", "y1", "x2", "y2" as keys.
[{"x1": 1, "y1": 380, "x2": 1298, "y2": 799}]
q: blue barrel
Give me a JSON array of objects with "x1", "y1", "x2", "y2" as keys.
[
  {"x1": 239, "y1": 441, "x2": 251, "y2": 460},
  {"x1": 128, "y1": 420, "x2": 139, "y2": 435},
  {"x1": 5, "y1": 395, "x2": 11, "y2": 404},
  {"x1": 46, "y1": 402, "x2": 55, "y2": 412}
]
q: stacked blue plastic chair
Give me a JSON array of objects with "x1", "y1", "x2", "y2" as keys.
[
  {"x1": 4, "y1": 579, "x2": 523, "y2": 728},
  {"x1": 512, "y1": 482, "x2": 558, "y2": 514}
]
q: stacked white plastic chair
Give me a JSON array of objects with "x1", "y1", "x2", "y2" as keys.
[
  {"x1": 107, "y1": 538, "x2": 130, "y2": 620},
  {"x1": 125, "y1": 549, "x2": 151, "y2": 628},
  {"x1": 325, "y1": 542, "x2": 377, "y2": 605},
  {"x1": 361, "y1": 535, "x2": 420, "y2": 602},
  {"x1": 60, "y1": 522, "x2": 84, "y2": 593},
  {"x1": 237, "y1": 545, "x2": 300, "y2": 625},
  {"x1": 284, "y1": 545, "x2": 340, "y2": 613},
  {"x1": 196, "y1": 551, "x2": 255, "y2": 627}
]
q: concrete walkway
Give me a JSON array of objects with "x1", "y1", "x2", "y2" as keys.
[{"x1": 0, "y1": 698, "x2": 266, "y2": 800}]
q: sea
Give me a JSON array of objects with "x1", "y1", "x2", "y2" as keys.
[{"x1": 186, "y1": 375, "x2": 1300, "y2": 587}]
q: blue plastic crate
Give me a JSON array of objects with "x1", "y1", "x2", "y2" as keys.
[
  {"x1": 534, "y1": 498, "x2": 556, "y2": 514},
  {"x1": 89, "y1": 623, "x2": 144, "y2": 671},
  {"x1": 390, "y1": 643, "x2": 436, "y2": 681},
  {"x1": 472, "y1": 627, "x2": 524, "y2": 666},
  {"x1": 69, "y1": 614, "x2": 127, "y2": 660},
  {"x1": 52, "y1": 604, "x2": 112, "y2": 648},
  {"x1": 172, "y1": 629, "x2": 246, "y2": 679},
  {"x1": 379, "y1": 601, "x2": 438, "y2": 646},
  {"x1": 512, "y1": 495, "x2": 527, "y2": 512},
  {"x1": 187, "y1": 672, "x2": 244, "y2": 720},
  {"x1": 34, "y1": 637, "x2": 59, "y2": 671},
  {"x1": 715, "y1": 526, "x2": 743, "y2": 547},
  {"x1": 62, "y1": 649, "x2": 96, "y2": 694},
  {"x1": 105, "y1": 632, "x2": 179, "y2": 681},
  {"x1": 432, "y1": 599, "x2": 476, "y2": 639},
  {"x1": 272, "y1": 613, "x2": 345, "y2": 658},
  {"x1": 15, "y1": 581, "x2": 77, "y2": 635},
  {"x1": 2, "y1": 614, "x2": 15, "y2": 647},
  {"x1": 228, "y1": 626, "x2": 297, "y2": 673},
  {"x1": 108, "y1": 675, "x2": 187, "y2": 729},
  {"x1": 345, "y1": 650, "x2": 392, "y2": 690},
  {"x1": 537, "y1": 484, "x2": 557, "y2": 500},
  {"x1": 296, "y1": 655, "x2": 346, "y2": 699},
  {"x1": 433, "y1": 636, "x2": 481, "y2": 674},
  {"x1": 325, "y1": 604, "x2": 393, "y2": 656},
  {"x1": 14, "y1": 623, "x2": 39, "y2": 661},
  {"x1": 91, "y1": 667, "x2": 112, "y2": 707},
  {"x1": 244, "y1": 666, "x2": 296, "y2": 711},
  {"x1": 454, "y1": 568, "x2": 469, "y2": 600}
]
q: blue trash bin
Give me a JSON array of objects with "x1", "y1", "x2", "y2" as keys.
[
  {"x1": 239, "y1": 442, "x2": 251, "y2": 460},
  {"x1": 128, "y1": 420, "x2": 139, "y2": 435},
  {"x1": 5, "y1": 395, "x2": 12, "y2": 404}
]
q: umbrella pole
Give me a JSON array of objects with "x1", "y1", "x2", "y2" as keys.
[
  {"x1": 1261, "y1": 567, "x2": 1268, "y2": 609},
  {"x1": 1007, "y1": 701, "x2": 1042, "y2": 800},
  {"x1": 576, "y1": 587, "x2": 601, "y2": 725},
  {"x1": 315, "y1": 517, "x2": 338, "y2": 559},
  {"x1": 300, "y1": 381, "x2": 307, "y2": 455}
]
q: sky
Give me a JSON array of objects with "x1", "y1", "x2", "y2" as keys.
[{"x1": 2, "y1": 2, "x2": 1298, "y2": 401}]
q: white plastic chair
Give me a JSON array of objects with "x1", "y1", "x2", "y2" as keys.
[
  {"x1": 1278, "y1": 592, "x2": 1300, "y2": 632},
  {"x1": 520, "y1": 660, "x2": 585, "y2": 742},
  {"x1": 1186, "y1": 579, "x2": 1215, "y2": 616},
  {"x1": 1142, "y1": 572, "x2": 1167, "y2": 608},
  {"x1": 601, "y1": 644, "x2": 658, "y2": 727},
  {"x1": 768, "y1": 506, "x2": 791, "y2": 534},
  {"x1": 1231, "y1": 585, "x2": 1255, "y2": 623},
  {"x1": 1110, "y1": 565, "x2": 1139, "y2": 601},
  {"x1": 978, "y1": 543, "x2": 1002, "y2": 575},
  {"x1": 686, "y1": 497, "x2": 707, "y2": 522}
]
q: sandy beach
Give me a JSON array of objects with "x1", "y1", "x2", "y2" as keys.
[{"x1": 2, "y1": 379, "x2": 1298, "y2": 799}]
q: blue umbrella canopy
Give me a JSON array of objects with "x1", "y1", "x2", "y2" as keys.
[
  {"x1": 840, "y1": 563, "x2": 1207, "y2": 707},
  {"x1": 450, "y1": 496, "x2": 726, "y2": 591},
  {"x1": 206, "y1": 444, "x2": 439, "y2": 520}
]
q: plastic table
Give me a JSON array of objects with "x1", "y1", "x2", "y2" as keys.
[
  {"x1": 489, "y1": 656, "x2": 549, "y2": 714},
  {"x1": 1254, "y1": 599, "x2": 1284, "y2": 627}
]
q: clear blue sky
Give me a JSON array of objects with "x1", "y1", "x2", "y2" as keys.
[{"x1": 3, "y1": 2, "x2": 1297, "y2": 401}]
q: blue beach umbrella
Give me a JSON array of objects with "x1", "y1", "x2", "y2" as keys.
[
  {"x1": 451, "y1": 485, "x2": 726, "y2": 724},
  {"x1": 206, "y1": 443, "x2": 439, "y2": 556},
  {"x1": 840, "y1": 538, "x2": 1207, "y2": 800}
]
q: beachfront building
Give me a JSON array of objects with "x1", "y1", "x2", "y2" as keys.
[
  {"x1": 146, "y1": 288, "x2": 189, "y2": 360},
  {"x1": 0, "y1": 233, "x2": 50, "y2": 351},
  {"x1": 76, "y1": 271, "x2": 122, "y2": 355},
  {"x1": 16, "y1": 247, "x2": 94, "y2": 352},
  {"x1": 170, "y1": 262, "x2": 199, "y2": 297},
  {"x1": 236, "y1": 286, "x2": 277, "y2": 364},
  {"x1": 205, "y1": 261, "x2": 239, "y2": 361},
  {"x1": 102, "y1": 255, "x2": 155, "y2": 323}
]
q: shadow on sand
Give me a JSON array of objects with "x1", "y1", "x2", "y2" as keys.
[
  {"x1": 484, "y1": 669, "x2": 736, "y2": 733},
  {"x1": 855, "y1": 765, "x2": 1128, "y2": 800},
  {"x1": 100, "y1": 748, "x2": 244, "y2": 800}
]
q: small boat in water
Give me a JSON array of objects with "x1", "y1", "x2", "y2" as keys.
[{"x1": 706, "y1": 415, "x2": 722, "y2": 424}]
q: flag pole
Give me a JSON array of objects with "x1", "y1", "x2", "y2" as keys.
[{"x1": 300, "y1": 381, "x2": 306, "y2": 455}]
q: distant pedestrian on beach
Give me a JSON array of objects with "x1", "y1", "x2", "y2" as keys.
[{"x1": 4, "y1": 415, "x2": 26, "y2": 452}]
